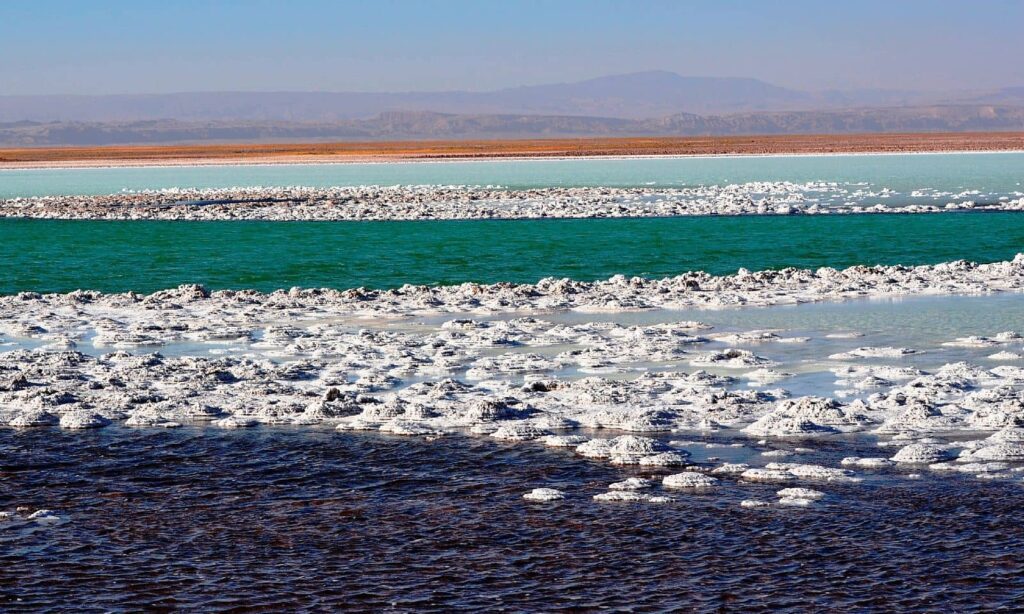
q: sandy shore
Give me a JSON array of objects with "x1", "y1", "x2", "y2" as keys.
[{"x1": 1, "y1": 132, "x2": 1023, "y2": 169}]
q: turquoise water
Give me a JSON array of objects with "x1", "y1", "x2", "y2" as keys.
[
  {"x1": 3, "y1": 212, "x2": 1023, "y2": 295},
  {"x1": 2, "y1": 152, "x2": 1022, "y2": 197}
]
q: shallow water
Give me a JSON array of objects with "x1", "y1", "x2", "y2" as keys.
[
  {"x1": 2, "y1": 152, "x2": 1023, "y2": 197},
  {"x1": 4, "y1": 213, "x2": 1024, "y2": 294},
  {"x1": 2, "y1": 425, "x2": 1024, "y2": 610},
  {"x1": 3, "y1": 292, "x2": 1021, "y2": 408}
]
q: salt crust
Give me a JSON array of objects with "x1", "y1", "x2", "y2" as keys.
[
  {"x1": 4, "y1": 257, "x2": 1024, "y2": 493},
  {"x1": 6, "y1": 183, "x2": 1023, "y2": 222}
]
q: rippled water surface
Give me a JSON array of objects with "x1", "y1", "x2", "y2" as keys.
[{"x1": 2, "y1": 426, "x2": 1024, "y2": 611}]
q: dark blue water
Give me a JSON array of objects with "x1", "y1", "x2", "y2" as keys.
[{"x1": 2, "y1": 426, "x2": 1023, "y2": 611}]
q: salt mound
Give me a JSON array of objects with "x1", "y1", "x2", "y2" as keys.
[
  {"x1": 829, "y1": 346, "x2": 917, "y2": 360},
  {"x1": 638, "y1": 452, "x2": 689, "y2": 466},
  {"x1": 987, "y1": 427, "x2": 1024, "y2": 443},
  {"x1": 988, "y1": 351, "x2": 1022, "y2": 361},
  {"x1": 662, "y1": 472, "x2": 719, "y2": 489},
  {"x1": 491, "y1": 423, "x2": 549, "y2": 441},
  {"x1": 593, "y1": 491, "x2": 673, "y2": 503},
  {"x1": 712, "y1": 463, "x2": 750, "y2": 475},
  {"x1": 744, "y1": 416, "x2": 838, "y2": 437},
  {"x1": 841, "y1": 457, "x2": 895, "y2": 468},
  {"x1": 939, "y1": 461, "x2": 1010, "y2": 473},
  {"x1": 59, "y1": 410, "x2": 110, "y2": 430},
  {"x1": 579, "y1": 435, "x2": 669, "y2": 463},
  {"x1": 740, "y1": 468, "x2": 796, "y2": 483},
  {"x1": 891, "y1": 443, "x2": 951, "y2": 464},
  {"x1": 8, "y1": 409, "x2": 57, "y2": 427},
  {"x1": 380, "y1": 420, "x2": 443, "y2": 436},
  {"x1": 766, "y1": 462, "x2": 859, "y2": 482},
  {"x1": 542, "y1": 434, "x2": 589, "y2": 447},
  {"x1": 744, "y1": 396, "x2": 871, "y2": 437},
  {"x1": 943, "y1": 336, "x2": 1000, "y2": 348},
  {"x1": 965, "y1": 442, "x2": 1024, "y2": 462},
  {"x1": 690, "y1": 348, "x2": 775, "y2": 368},
  {"x1": 608, "y1": 477, "x2": 653, "y2": 490},
  {"x1": 27, "y1": 509, "x2": 61, "y2": 524},
  {"x1": 576, "y1": 438, "x2": 614, "y2": 459},
  {"x1": 215, "y1": 415, "x2": 259, "y2": 429},
  {"x1": 777, "y1": 487, "x2": 825, "y2": 501},
  {"x1": 523, "y1": 488, "x2": 565, "y2": 502}
]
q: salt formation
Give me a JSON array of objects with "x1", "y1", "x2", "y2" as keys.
[
  {"x1": 662, "y1": 472, "x2": 719, "y2": 489},
  {"x1": 989, "y1": 351, "x2": 1022, "y2": 361},
  {"x1": 743, "y1": 396, "x2": 871, "y2": 436},
  {"x1": 593, "y1": 491, "x2": 674, "y2": 503},
  {"x1": 829, "y1": 347, "x2": 919, "y2": 360},
  {"x1": 840, "y1": 457, "x2": 895, "y2": 469},
  {"x1": 523, "y1": 488, "x2": 565, "y2": 502},
  {"x1": 739, "y1": 468, "x2": 797, "y2": 483},
  {"x1": 3, "y1": 256, "x2": 1024, "y2": 493},
  {"x1": 891, "y1": 443, "x2": 952, "y2": 464},
  {"x1": 777, "y1": 487, "x2": 825, "y2": 500},
  {"x1": 4, "y1": 184, "x2": 1023, "y2": 222},
  {"x1": 608, "y1": 477, "x2": 653, "y2": 491}
]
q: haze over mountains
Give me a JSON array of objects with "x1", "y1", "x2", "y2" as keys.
[{"x1": 2, "y1": 71, "x2": 1023, "y2": 146}]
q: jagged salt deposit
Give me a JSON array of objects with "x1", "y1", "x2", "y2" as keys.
[{"x1": 6, "y1": 183, "x2": 1023, "y2": 222}]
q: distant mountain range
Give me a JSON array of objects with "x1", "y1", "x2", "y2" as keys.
[
  {"x1": 1, "y1": 71, "x2": 1023, "y2": 145},
  {"x1": 3, "y1": 106, "x2": 1023, "y2": 147},
  {"x1": 4, "y1": 71, "x2": 1024, "y2": 123}
]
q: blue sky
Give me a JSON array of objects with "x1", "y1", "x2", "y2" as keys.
[{"x1": 1, "y1": 0, "x2": 1021, "y2": 95}]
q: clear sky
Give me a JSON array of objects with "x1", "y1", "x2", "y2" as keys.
[{"x1": 2, "y1": 0, "x2": 1021, "y2": 95}]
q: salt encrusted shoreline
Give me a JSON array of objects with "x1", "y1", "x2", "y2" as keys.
[
  {"x1": 3, "y1": 183, "x2": 1023, "y2": 221},
  {"x1": 4, "y1": 255, "x2": 1024, "y2": 316},
  {"x1": 4, "y1": 256, "x2": 1024, "y2": 502}
]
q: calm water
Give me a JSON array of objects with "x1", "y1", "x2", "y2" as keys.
[
  {"x1": 1, "y1": 152, "x2": 1023, "y2": 197},
  {"x1": 2, "y1": 426, "x2": 1023, "y2": 610},
  {"x1": 3, "y1": 212, "x2": 1024, "y2": 295}
]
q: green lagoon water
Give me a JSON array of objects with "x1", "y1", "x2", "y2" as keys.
[{"x1": 3, "y1": 213, "x2": 1023, "y2": 295}]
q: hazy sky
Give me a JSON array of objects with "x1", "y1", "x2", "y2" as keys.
[{"x1": 2, "y1": 0, "x2": 1022, "y2": 95}]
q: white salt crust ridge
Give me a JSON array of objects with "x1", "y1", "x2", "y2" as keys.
[
  {"x1": 3, "y1": 256, "x2": 1024, "y2": 323},
  {"x1": 4, "y1": 184, "x2": 1023, "y2": 221}
]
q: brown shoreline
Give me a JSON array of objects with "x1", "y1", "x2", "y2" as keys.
[{"x1": 2, "y1": 132, "x2": 1023, "y2": 168}]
